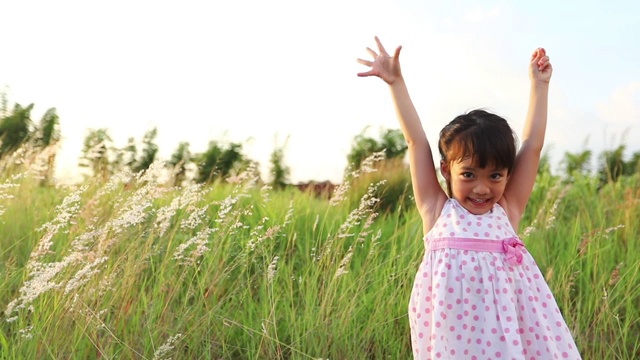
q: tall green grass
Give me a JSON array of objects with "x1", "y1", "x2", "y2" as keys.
[{"x1": 0, "y1": 162, "x2": 638, "y2": 359}]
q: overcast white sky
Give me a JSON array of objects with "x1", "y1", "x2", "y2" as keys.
[{"x1": 1, "y1": 0, "x2": 638, "y2": 184}]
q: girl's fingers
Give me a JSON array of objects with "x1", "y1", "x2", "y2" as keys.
[
  {"x1": 538, "y1": 55, "x2": 551, "y2": 68},
  {"x1": 366, "y1": 47, "x2": 378, "y2": 58},
  {"x1": 357, "y1": 70, "x2": 375, "y2": 77},
  {"x1": 531, "y1": 47, "x2": 547, "y2": 63},
  {"x1": 537, "y1": 56, "x2": 549, "y2": 66},
  {"x1": 531, "y1": 48, "x2": 539, "y2": 61},
  {"x1": 374, "y1": 36, "x2": 388, "y2": 55},
  {"x1": 393, "y1": 45, "x2": 402, "y2": 59},
  {"x1": 357, "y1": 58, "x2": 373, "y2": 67}
]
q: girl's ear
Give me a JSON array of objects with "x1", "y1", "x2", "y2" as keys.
[{"x1": 440, "y1": 160, "x2": 450, "y2": 180}]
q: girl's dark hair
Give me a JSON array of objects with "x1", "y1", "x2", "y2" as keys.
[{"x1": 438, "y1": 109, "x2": 518, "y2": 195}]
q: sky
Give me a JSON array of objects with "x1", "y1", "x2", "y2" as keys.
[{"x1": 0, "y1": 0, "x2": 639, "y2": 184}]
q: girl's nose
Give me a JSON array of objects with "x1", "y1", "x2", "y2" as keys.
[{"x1": 474, "y1": 183, "x2": 490, "y2": 194}]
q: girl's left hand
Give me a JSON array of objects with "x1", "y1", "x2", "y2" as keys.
[{"x1": 530, "y1": 47, "x2": 552, "y2": 83}]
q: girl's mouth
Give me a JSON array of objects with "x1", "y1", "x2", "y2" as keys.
[{"x1": 470, "y1": 198, "x2": 490, "y2": 205}]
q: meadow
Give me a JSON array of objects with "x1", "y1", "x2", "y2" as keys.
[{"x1": 0, "y1": 157, "x2": 639, "y2": 359}]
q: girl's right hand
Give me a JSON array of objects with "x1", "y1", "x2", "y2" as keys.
[
  {"x1": 529, "y1": 47, "x2": 552, "y2": 84},
  {"x1": 357, "y1": 36, "x2": 403, "y2": 85}
]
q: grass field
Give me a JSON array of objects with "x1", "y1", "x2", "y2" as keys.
[{"x1": 1, "y1": 161, "x2": 639, "y2": 359}]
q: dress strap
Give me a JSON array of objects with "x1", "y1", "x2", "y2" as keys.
[{"x1": 428, "y1": 237, "x2": 526, "y2": 265}]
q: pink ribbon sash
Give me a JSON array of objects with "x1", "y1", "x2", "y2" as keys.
[{"x1": 428, "y1": 237, "x2": 526, "y2": 266}]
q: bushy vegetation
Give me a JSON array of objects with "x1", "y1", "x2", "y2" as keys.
[{"x1": 0, "y1": 153, "x2": 638, "y2": 359}]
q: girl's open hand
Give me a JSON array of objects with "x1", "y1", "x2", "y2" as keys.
[
  {"x1": 357, "y1": 36, "x2": 402, "y2": 85},
  {"x1": 530, "y1": 47, "x2": 552, "y2": 83}
]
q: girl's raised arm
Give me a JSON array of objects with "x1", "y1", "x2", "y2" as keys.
[
  {"x1": 357, "y1": 37, "x2": 447, "y2": 231},
  {"x1": 503, "y1": 48, "x2": 553, "y2": 221}
]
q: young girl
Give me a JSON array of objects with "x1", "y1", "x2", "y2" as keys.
[{"x1": 357, "y1": 37, "x2": 582, "y2": 359}]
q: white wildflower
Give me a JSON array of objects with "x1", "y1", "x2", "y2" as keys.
[
  {"x1": 180, "y1": 204, "x2": 209, "y2": 229},
  {"x1": 6, "y1": 259, "x2": 70, "y2": 317},
  {"x1": 64, "y1": 256, "x2": 109, "y2": 294},
  {"x1": 335, "y1": 246, "x2": 354, "y2": 278},
  {"x1": 267, "y1": 256, "x2": 280, "y2": 283},
  {"x1": 152, "y1": 333, "x2": 183, "y2": 360},
  {"x1": 155, "y1": 183, "x2": 207, "y2": 236},
  {"x1": 173, "y1": 228, "x2": 216, "y2": 263}
]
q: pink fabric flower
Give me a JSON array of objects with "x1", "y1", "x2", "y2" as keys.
[{"x1": 502, "y1": 237, "x2": 525, "y2": 265}]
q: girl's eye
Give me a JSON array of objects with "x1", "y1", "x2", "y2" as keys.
[
  {"x1": 491, "y1": 173, "x2": 504, "y2": 180},
  {"x1": 462, "y1": 172, "x2": 474, "y2": 178}
]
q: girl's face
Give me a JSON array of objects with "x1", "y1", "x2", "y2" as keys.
[{"x1": 441, "y1": 157, "x2": 509, "y2": 215}]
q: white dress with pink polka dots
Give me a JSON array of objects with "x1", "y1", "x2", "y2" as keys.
[{"x1": 408, "y1": 199, "x2": 581, "y2": 360}]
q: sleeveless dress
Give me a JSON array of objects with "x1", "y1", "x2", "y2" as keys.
[{"x1": 408, "y1": 199, "x2": 581, "y2": 360}]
